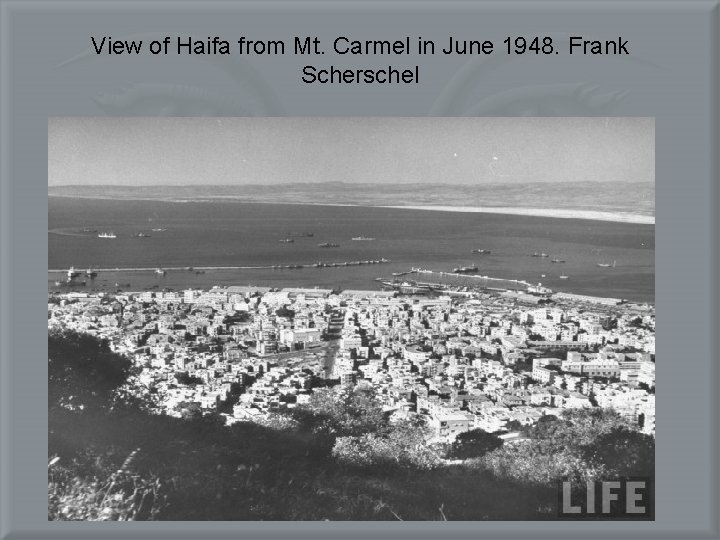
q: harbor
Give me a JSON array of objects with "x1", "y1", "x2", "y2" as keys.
[{"x1": 49, "y1": 258, "x2": 390, "y2": 275}]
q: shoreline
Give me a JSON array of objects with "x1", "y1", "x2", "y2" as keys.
[
  {"x1": 377, "y1": 205, "x2": 654, "y2": 224},
  {"x1": 49, "y1": 194, "x2": 655, "y2": 225}
]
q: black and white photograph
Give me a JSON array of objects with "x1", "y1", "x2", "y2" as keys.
[{"x1": 47, "y1": 117, "x2": 655, "y2": 521}]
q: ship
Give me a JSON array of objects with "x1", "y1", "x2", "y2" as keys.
[
  {"x1": 597, "y1": 260, "x2": 617, "y2": 268},
  {"x1": 551, "y1": 258, "x2": 566, "y2": 263},
  {"x1": 134, "y1": 232, "x2": 151, "y2": 238},
  {"x1": 318, "y1": 242, "x2": 340, "y2": 248},
  {"x1": 151, "y1": 228, "x2": 167, "y2": 232},
  {"x1": 278, "y1": 238, "x2": 295, "y2": 243},
  {"x1": 155, "y1": 268, "x2": 166, "y2": 275},
  {"x1": 98, "y1": 232, "x2": 117, "y2": 239},
  {"x1": 559, "y1": 275, "x2": 570, "y2": 280},
  {"x1": 67, "y1": 266, "x2": 81, "y2": 279},
  {"x1": 453, "y1": 266, "x2": 479, "y2": 274},
  {"x1": 288, "y1": 232, "x2": 314, "y2": 237},
  {"x1": 472, "y1": 249, "x2": 491, "y2": 254},
  {"x1": 352, "y1": 236, "x2": 375, "y2": 241},
  {"x1": 379, "y1": 279, "x2": 434, "y2": 295},
  {"x1": 84, "y1": 268, "x2": 98, "y2": 278},
  {"x1": 56, "y1": 278, "x2": 86, "y2": 287}
]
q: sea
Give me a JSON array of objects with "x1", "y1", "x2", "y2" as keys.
[{"x1": 48, "y1": 197, "x2": 655, "y2": 303}]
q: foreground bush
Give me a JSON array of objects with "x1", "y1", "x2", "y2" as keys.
[
  {"x1": 48, "y1": 450, "x2": 165, "y2": 521},
  {"x1": 332, "y1": 420, "x2": 441, "y2": 471}
]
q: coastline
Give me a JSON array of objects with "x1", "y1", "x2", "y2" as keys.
[
  {"x1": 378, "y1": 205, "x2": 655, "y2": 224},
  {"x1": 48, "y1": 194, "x2": 654, "y2": 225}
]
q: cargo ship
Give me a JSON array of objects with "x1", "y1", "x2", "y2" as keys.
[
  {"x1": 453, "y1": 266, "x2": 479, "y2": 274},
  {"x1": 98, "y1": 232, "x2": 117, "y2": 239}
]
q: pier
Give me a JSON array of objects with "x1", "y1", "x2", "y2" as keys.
[
  {"x1": 48, "y1": 259, "x2": 390, "y2": 274},
  {"x1": 409, "y1": 268, "x2": 532, "y2": 289}
]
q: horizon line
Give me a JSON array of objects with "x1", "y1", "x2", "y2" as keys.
[{"x1": 48, "y1": 179, "x2": 655, "y2": 188}]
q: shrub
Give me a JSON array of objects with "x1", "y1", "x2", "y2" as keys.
[
  {"x1": 332, "y1": 419, "x2": 441, "y2": 471},
  {"x1": 48, "y1": 450, "x2": 165, "y2": 521},
  {"x1": 447, "y1": 429, "x2": 503, "y2": 460}
]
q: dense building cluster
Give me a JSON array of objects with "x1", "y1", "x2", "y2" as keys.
[{"x1": 48, "y1": 285, "x2": 655, "y2": 442}]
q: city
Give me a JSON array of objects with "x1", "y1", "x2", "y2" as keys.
[{"x1": 48, "y1": 281, "x2": 655, "y2": 442}]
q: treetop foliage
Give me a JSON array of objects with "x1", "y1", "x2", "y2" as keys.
[{"x1": 49, "y1": 329, "x2": 134, "y2": 412}]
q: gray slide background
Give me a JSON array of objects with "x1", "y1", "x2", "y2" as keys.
[{"x1": 1, "y1": 0, "x2": 718, "y2": 538}]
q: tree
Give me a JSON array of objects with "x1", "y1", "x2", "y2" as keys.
[
  {"x1": 297, "y1": 384, "x2": 388, "y2": 438},
  {"x1": 275, "y1": 306, "x2": 295, "y2": 319},
  {"x1": 332, "y1": 417, "x2": 440, "y2": 470},
  {"x1": 174, "y1": 372, "x2": 204, "y2": 386},
  {"x1": 448, "y1": 429, "x2": 503, "y2": 459},
  {"x1": 584, "y1": 427, "x2": 655, "y2": 478},
  {"x1": 49, "y1": 329, "x2": 134, "y2": 411}
]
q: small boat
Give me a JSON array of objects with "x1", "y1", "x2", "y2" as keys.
[
  {"x1": 551, "y1": 258, "x2": 565, "y2": 263},
  {"x1": 597, "y1": 260, "x2": 617, "y2": 268},
  {"x1": 155, "y1": 268, "x2": 166, "y2": 275},
  {"x1": 133, "y1": 232, "x2": 151, "y2": 238},
  {"x1": 352, "y1": 236, "x2": 375, "y2": 241},
  {"x1": 559, "y1": 275, "x2": 569, "y2": 280},
  {"x1": 472, "y1": 249, "x2": 491, "y2": 254},
  {"x1": 318, "y1": 242, "x2": 340, "y2": 248}
]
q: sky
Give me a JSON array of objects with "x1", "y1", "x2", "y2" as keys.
[{"x1": 48, "y1": 117, "x2": 654, "y2": 186}]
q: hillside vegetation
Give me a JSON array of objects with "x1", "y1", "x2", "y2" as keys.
[{"x1": 48, "y1": 330, "x2": 654, "y2": 520}]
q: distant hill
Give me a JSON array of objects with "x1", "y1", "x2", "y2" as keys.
[{"x1": 49, "y1": 181, "x2": 655, "y2": 220}]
